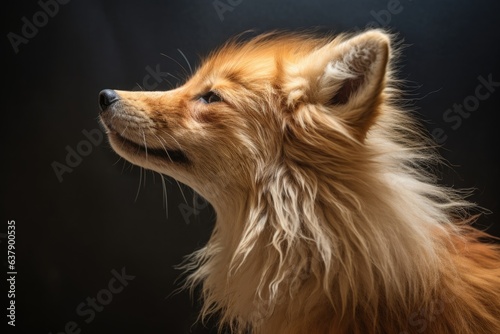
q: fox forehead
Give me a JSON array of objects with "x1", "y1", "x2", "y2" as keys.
[
  {"x1": 192, "y1": 52, "x2": 278, "y2": 94},
  {"x1": 189, "y1": 33, "x2": 331, "y2": 92}
]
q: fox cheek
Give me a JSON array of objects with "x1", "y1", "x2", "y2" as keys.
[{"x1": 192, "y1": 108, "x2": 217, "y2": 124}]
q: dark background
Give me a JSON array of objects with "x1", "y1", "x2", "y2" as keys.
[{"x1": 2, "y1": 0, "x2": 500, "y2": 333}]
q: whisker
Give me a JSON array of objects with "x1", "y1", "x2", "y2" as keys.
[
  {"x1": 160, "y1": 52, "x2": 190, "y2": 80},
  {"x1": 152, "y1": 133, "x2": 176, "y2": 165},
  {"x1": 177, "y1": 183, "x2": 189, "y2": 206},
  {"x1": 166, "y1": 72, "x2": 181, "y2": 81},
  {"x1": 162, "y1": 77, "x2": 176, "y2": 90},
  {"x1": 160, "y1": 173, "x2": 169, "y2": 218},
  {"x1": 120, "y1": 124, "x2": 130, "y2": 137},
  {"x1": 177, "y1": 49, "x2": 193, "y2": 75},
  {"x1": 135, "y1": 167, "x2": 143, "y2": 202},
  {"x1": 152, "y1": 133, "x2": 188, "y2": 205},
  {"x1": 117, "y1": 135, "x2": 130, "y2": 158},
  {"x1": 156, "y1": 129, "x2": 184, "y2": 152},
  {"x1": 141, "y1": 129, "x2": 151, "y2": 188},
  {"x1": 142, "y1": 129, "x2": 149, "y2": 161},
  {"x1": 112, "y1": 156, "x2": 123, "y2": 167}
]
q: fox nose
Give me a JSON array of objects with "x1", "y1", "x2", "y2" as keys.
[{"x1": 98, "y1": 89, "x2": 120, "y2": 112}]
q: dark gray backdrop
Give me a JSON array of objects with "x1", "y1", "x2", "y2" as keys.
[{"x1": 3, "y1": 0, "x2": 500, "y2": 333}]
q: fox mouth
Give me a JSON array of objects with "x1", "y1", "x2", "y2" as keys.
[{"x1": 107, "y1": 128, "x2": 189, "y2": 164}]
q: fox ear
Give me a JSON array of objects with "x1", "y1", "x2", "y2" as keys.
[{"x1": 287, "y1": 30, "x2": 390, "y2": 134}]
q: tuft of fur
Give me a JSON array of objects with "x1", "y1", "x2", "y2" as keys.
[{"x1": 100, "y1": 30, "x2": 500, "y2": 333}]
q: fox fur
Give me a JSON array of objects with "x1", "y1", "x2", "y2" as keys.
[{"x1": 99, "y1": 30, "x2": 500, "y2": 333}]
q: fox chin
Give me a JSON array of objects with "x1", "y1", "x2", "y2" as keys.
[{"x1": 99, "y1": 29, "x2": 500, "y2": 334}]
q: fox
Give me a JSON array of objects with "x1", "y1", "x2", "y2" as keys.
[{"x1": 98, "y1": 29, "x2": 500, "y2": 333}]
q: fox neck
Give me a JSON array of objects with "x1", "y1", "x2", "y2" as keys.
[{"x1": 189, "y1": 158, "x2": 458, "y2": 329}]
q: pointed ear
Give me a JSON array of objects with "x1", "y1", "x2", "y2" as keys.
[{"x1": 286, "y1": 30, "x2": 391, "y2": 135}]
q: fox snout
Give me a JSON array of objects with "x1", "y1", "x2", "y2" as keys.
[{"x1": 98, "y1": 88, "x2": 191, "y2": 179}]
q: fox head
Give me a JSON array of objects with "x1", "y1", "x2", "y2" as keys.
[{"x1": 99, "y1": 30, "x2": 391, "y2": 211}]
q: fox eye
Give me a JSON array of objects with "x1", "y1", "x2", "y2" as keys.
[{"x1": 199, "y1": 91, "x2": 223, "y2": 104}]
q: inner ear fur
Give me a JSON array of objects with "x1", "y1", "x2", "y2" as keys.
[
  {"x1": 294, "y1": 30, "x2": 391, "y2": 136},
  {"x1": 323, "y1": 31, "x2": 390, "y2": 122}
]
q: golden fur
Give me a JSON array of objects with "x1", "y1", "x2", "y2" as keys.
[{"x1": 99, "y1": 30, "x2": 500, "y2": 333}]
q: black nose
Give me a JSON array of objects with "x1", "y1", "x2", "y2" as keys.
[{"x1": 98, "y1": 89, "x2": 119, "y2": 112}]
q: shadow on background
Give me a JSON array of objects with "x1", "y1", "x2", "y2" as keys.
[{"x1": 2, "y1": 0, "x2": 500, "y2": 333}]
